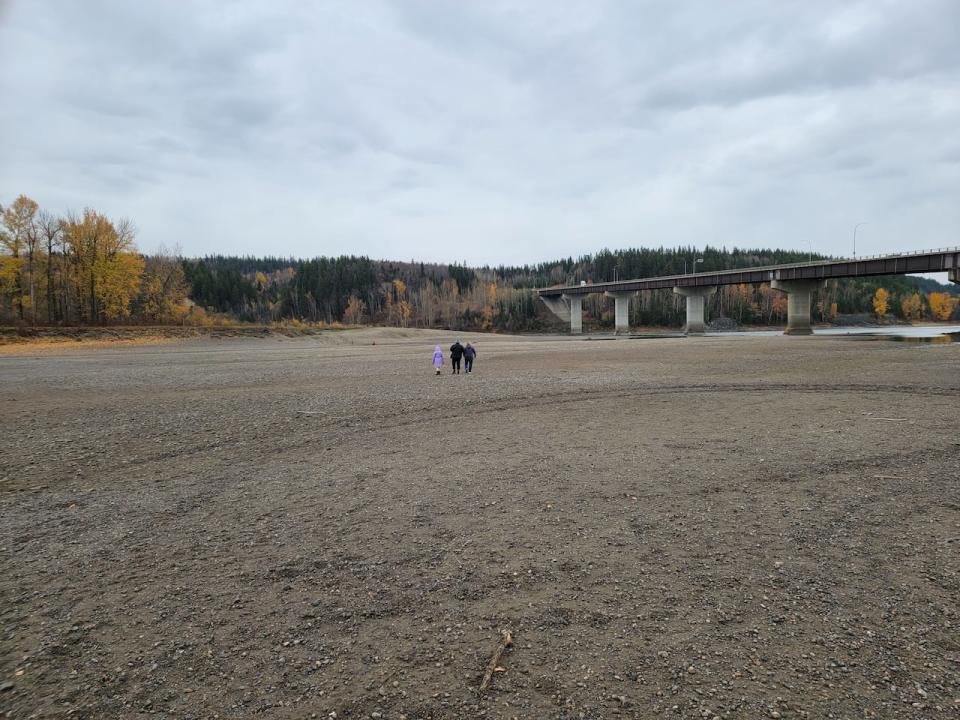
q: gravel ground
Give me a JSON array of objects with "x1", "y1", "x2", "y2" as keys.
[{"x1": 1, "y1": 329, "x2": 958, "y2": 719}]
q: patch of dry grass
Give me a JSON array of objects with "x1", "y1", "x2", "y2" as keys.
[{"x1": 0, "y1": 335, "x2": 184, "y2": 354}]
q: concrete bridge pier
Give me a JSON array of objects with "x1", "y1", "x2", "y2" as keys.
[
  {"x1": 771, "y1": 279, "x2": 822, "y2": 335},
  {"x1": 539, "y1": 294, "x2": 584, "y2": 333},
  {"x1": 604, "y1": 291, "x2": 633, "y2": 334},
  {"x1": 672, "y1": 286, "x2": 717, "y2": 334},
  {"x1": 950, "y1": 268, "x2": 959, "y2": 284},
  {"x1": 564, "y1": 294, "x2": 584, "y2": 334}
]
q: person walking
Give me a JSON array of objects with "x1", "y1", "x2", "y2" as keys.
[
  {"x1": 449, "y1": 339, "x2": 465, "y2": 374},
  {"x1": 463, "y1": 342, "x2": 477, "y2": 373},
  {"x1": 432, "y1": 345, "x2": 444, "y2": 375}
]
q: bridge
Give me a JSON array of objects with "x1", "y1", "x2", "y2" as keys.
[{"x1": 537, "y1": 247, "x2": 960, "y2": 335}]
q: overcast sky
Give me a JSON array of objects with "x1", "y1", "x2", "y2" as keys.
[{"x1": 1, "y1": 1, "x2": 958, "y2": 266}]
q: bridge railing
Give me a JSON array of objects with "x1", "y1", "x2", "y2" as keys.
[
  {"x1": 846, "y1": 246, "x2": 959, "y2": 261},
  {"x1": 771, "y1": 245, "x2": 959, "y2": 269}
]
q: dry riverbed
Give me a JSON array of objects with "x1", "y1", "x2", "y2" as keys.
[{"x1": 1, "y1": 329, "x2": 958, "y2": 719}]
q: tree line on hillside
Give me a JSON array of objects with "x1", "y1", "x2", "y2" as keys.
[
  {"x1": 182, "y1": 255, "x2": 542, "y2": 330},
  {"x1": 182, "y1": 252, "x2": 959, "y2": 330},
  {"x1": 0, "y1": 195, "x2": 189, "y2": 325},
  {"x1": 3, "y1": 194, "x2": 957, "y2": 329}
]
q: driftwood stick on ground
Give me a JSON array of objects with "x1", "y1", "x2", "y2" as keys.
[{"x1": 478, "y1": 630, "x2": 513, "y2": 694}]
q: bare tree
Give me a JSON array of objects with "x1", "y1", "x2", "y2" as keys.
[{"x1": 37, "y1": 210, "x2": 63, "y2": 323}]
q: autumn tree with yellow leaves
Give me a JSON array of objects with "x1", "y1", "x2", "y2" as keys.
[
  {"x1": 62, "y1": 210, "x2": 144, "y2": 322},
  {"x1": 872, "y1": 287, "x2": 889, "y2": 318},
  {"x1": 928, "y1": 291, "x2": 957, "y2": 321},
  {"x1": 900, "y1": 292, "x2": 923, "y2": 321},
  {"x1": 0, "y1": 195, "x2": 38, "y2": 321},
  {"x1": 386, "y1": 279, "x2": 411, "y2": 327},
  {"x1": 396, "y1": 280, "x2": 412, "y2": 327}
]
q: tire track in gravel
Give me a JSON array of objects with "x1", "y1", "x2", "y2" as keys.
[
  {"x1": 110, "y1": 381, "x2": 955, "y2": 477},
  {"x1": 300, "y1": 380, "x2": 955, "y2": 434}
]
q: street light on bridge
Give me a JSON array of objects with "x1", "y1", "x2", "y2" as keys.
[
  {"x1": 692, "y1": 257, "x2": 704, "y2": 275},
  {"x1": 853, "y1": 222, "x2": 867, "y2": 259}
]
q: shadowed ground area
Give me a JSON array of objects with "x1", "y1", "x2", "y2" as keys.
[{"x1": 1, "y1": 329, "x2": 958, "y2": 719}]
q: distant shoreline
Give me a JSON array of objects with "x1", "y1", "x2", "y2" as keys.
[{"x1": 4, "y1": 320, "x2": 960, "y2": 349}]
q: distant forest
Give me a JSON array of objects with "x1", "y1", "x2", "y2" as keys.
[
  {"x1": 2, "y1": 194, "x2": 958, "y2": 330},
  {"x1": 182, "y1": 248, "x2": 959, "y2": 330}
]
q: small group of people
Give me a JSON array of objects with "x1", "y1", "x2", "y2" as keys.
[{"x1": 432, "y1": 339, "x2": 477, "y2": 375}]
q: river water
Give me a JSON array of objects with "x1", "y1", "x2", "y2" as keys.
[{"x1": 713, "y1": 324, "x2": 960, "y2": 340}]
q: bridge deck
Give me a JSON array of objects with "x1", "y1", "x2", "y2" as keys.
[{"x1": 536, "y1": 247, "x2": 959, "y2": 297}]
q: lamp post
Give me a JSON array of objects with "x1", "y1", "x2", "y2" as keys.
[
  {"x1": 693, "y1": 257, "x2": 704, "y2": 275},
  {"x1": 853, "y1": 222, "x2": 867, "y2": 259}
]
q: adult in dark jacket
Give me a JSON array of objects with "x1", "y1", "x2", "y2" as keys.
[
  {"x1": 449, "y1": 340, "x2": 465, "y2": 374},
  {"x1": 463, "y1": 343, "x2": 477, "y2": 373}
]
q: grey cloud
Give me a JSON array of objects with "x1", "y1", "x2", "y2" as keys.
[
  {"x1": 638, "y1": 4, "x2": 960, "y2": 113},
  {"x1": 0, "y1": 0, "x2": 957, "y2": 263},
  {"x1": 833, "y1": 154, "x2": 874, "y2": 172}
]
